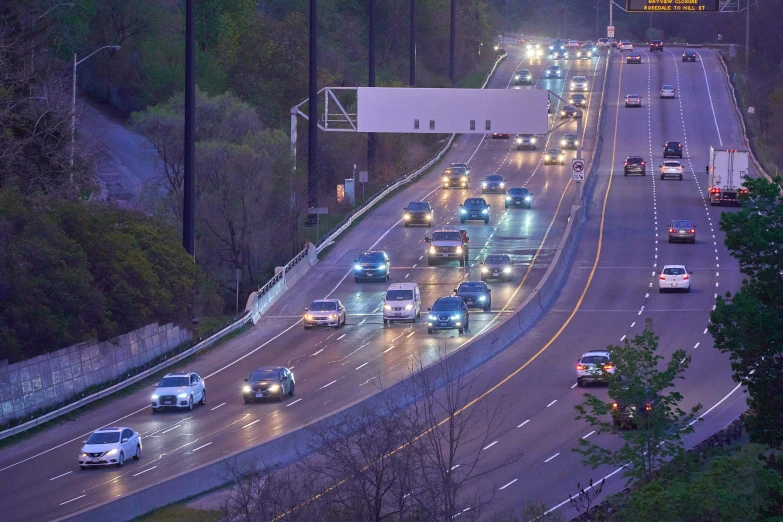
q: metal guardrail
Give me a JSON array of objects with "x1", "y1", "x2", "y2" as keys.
[
  {"x1": 0, "y1": 314, "x2": 251, "y2": 441},
  {"x1": 315, "y1": 50, "x2": 509, "y2": 255}
]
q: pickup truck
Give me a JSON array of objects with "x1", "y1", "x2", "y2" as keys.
[{"x1": 425, "y1": 226, "x2": 469, "y2": 266}]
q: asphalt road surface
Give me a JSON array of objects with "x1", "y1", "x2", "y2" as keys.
[{"x1": 0, "y1": 42, "x2": 608, "y2": 521}]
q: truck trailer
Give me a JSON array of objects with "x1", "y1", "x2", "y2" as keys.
[{"x1": 707, "y1": 147, "x2": 749, "y2": 205}]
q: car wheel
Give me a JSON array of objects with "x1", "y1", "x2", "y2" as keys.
[
  {"x1": 686, "y1": 287, "x2": 691, "y2": 293},
  {"x1": 383, "y1": 319, "x2": 388, "y2": 326},
  {"x1": 289, "y1": 383, "x2": 295, "y2": 396},
  {"x1": 691, "y1": 238, "x2": 696, "y2": 244},
  {"x1": 404, "y1": 223, "x2": 409, "y2": 228},
  {"x1": 484, "y1": 219, "x2": 489, "y2": 224},
  {"x1": 117, "y1": 451, "x2": 124, "y2": 468},
  {"x1": 80, "y1": 465, "x2": 86, "y2": 470},
  {"x1": 459, "y1": 259, "x2": 465, "y2": 267},
  {"x1": 427, "y1": 328, "x2": 434, "y2": 334},
  {"x1": 505, "y1": 204, "x2": 509, "y2": 209},
  {"x1": 659, "y1": 288, "x2": 665, "y2": 293},
  {"x1": 354, "y1": 277, "x2": 360, "y2": 283},
  {"x1": 668, "y1": 238, "x2": 673, "y2": 243},
  {"x1": 304, "y1": 324, "x2": 311, "y2": 330},
  {"x1": 624, "y1": 171, "x2": 628, "y2": 177},
  {"x1": 243, "y1": 397, "x2": 250, "y2": 404},
  {"x1": 278, "y1": 390, "x2": 284, "y2": 402},
  {"x1": 386, "y1": 272, "x2": 390, "y2": 282},
  {"x1": 660, "y1": 175, "x2": 665, "y2": 180},
  {"x1": 152, "y1": 407, "x2": 159, "y2": 413},
  {"x1": 199, "y1": 389, "x2": 206, "y2": 405},
  {"x1": 577, "y1": 378, "x2": 584, "y2": 387},
  {"x1": 680, "y1": 175, "x2": 683, "y2": 180},
  {"x1": 134, "y1": 445, "x2": 141, "y2": 460},
  {"x1": 188, "y1": 396, "x2": 193, "y2": 411},
  {"x1": 460, "y1": 219, "x2": 465, "y2": 224},
  {"x1": 458, "y1": 326, "x2": 464, "y2": 334}
]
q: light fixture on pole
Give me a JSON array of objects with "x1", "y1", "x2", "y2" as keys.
[{"x1": 70, "y1": 45, "x2": 120, "y2": 178}]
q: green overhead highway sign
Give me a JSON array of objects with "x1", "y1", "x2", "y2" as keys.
[{"x1": 626, "y1": 0, "x2": 719, "y2": 11}]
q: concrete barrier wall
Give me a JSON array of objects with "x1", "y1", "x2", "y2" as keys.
[{"x1": 0, "y1": 323, "x2": 191, "y2": 428}]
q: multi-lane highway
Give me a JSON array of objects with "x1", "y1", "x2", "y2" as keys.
[
  {"x1": 410, "y1": 46, "x2": 753, "y2": 519},
  {"x1": 0, "y1": 41, "x2": 609, "y2": 520}
]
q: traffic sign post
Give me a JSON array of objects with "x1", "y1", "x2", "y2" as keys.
[
  {"x1": 572, "y1": 159, "x2": 585, "y2": 182},
  {"x1": 308, "y1": 207, "x2": 329, "y2": 243},
  {"x1": 607, "y1": 26, "x2": 615, "y2": 38}
]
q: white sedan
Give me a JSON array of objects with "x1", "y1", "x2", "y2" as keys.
[
  {"x1": 658, "y1": 265, "x2": 691, "y2": 293},
  {"x1": 660, "y1": 160, "x2": 684, "y2": 180},
  {"x1": 79, "y1": 427, "x2": 141, "y2": 468},
  {"x1": 660, "y1": 85, "x2": 676, "y2": 98},
  {"x1": 625, "y1": 94, "x2": 642, "y2": 107}
]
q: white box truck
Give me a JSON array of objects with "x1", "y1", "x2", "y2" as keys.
[{"x1": 707, "y1": 147, "x2": 749, "y2": 205}]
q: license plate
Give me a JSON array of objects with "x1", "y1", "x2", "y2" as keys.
[
  {"x1": 256, "y1": 393, "x2": 264, "y2": 398},
  {"x1": 164, "y1": 400, "x2": 173, "y2": 405},
  {"x1": 671, "y1": 283, "x2": 677, "y2": 287},
  {"x1": 439, "y1": 322, "x2": 448, "y2": 326},
  {"x1": 679, "y1": 230, "x2": 686, "y2": 234},
  {"x1": 515, "y1": 199, "x2": 521, "y2": 203},
  {"x1": 493, "y1": 271, "x2": 500, "y2": 276},
  {"x1": 91, "y1": 458, "x2": 99, "y2": 463},
  {"x1": 441, "y1": 253, "x2": 450, "y2": 257},
  {"x1": 394, "y1": 313, "x2": 402, "y2": 317}
]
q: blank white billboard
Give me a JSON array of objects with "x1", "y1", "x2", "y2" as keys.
[{"x1": 356, "y1": 87, "x2": 549, "y2": 135}]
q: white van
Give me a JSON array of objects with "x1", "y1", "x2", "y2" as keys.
[{"x1": 383, "y1": 283, "x2": 421, "y2": 325}]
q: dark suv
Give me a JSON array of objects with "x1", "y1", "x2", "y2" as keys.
[
  {"x1": 624, "y1": 156, "x2": 646, "y2": 176},
  {"x1": 663, "y1": 141, "x2": 683, "y2": 158},
  {"x1": 612, "y1": 390, "x2": 660, "y2": 429},
  {"x1": 649, "y1": 40, "x2": 663, "y2": 52},
  {"x1": 403, "y1": 201, "x2": 433, "y2": 227},
  {"x1": 353, "y1": 251, "x2": 391, "y2": 282},
  {"x1": 459, "y1": 198, "x2": 491, "y2": 224},
  {"x1": 514, "y1": 69, "x2": 532, "y2": 85},
  {"x1": 426, "y1": 296, "x2": 469, "y2": 334}
]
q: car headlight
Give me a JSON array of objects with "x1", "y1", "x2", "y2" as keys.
[
  {"x1": 80, "y1": 452, "x2": 88, "y2": 457},
  {"x1": 560, "y1": 140, "x2": 566, "y2": 146},
  {"x1": 354, "y1": 264, "x2": 362, "y2": 271},
  {"x1": 531, "y1": 138, "x2": 536, "y2": 143},
  {"x1": 329, "y1": 314, "x2": 337, "y2": 319},
  {"x1": 545, "y1": 155, "x2": 551, "y2": 160},
  {"x1": 378, "y1": 265, "x2": 386, "y2": 272},
  {"x1": 506, "y1": 196, "x2": 511, "y2": 200},
  {"x1": 429, "y1": 247, "x2": 437, "y2": 254},
  {"x1": 151, "y1": 394, "x2": 159, "y2": 400},
  {"x1": 450, "y1": 314, "x2": 461, "y2": 320},
  {"x1": 524, "y1": 196, "x2": 532, "y2": 201},
  {"x1": 105, "y1": 449, "x2": 118, "y2": 457},
  {"x1": 499, "y1": 182, "x2": 505, "y2": 187},
  {"x1": 404, "y1": 213, "x2": 410, "y2": 220},
  {"x1": 575, "y1": 140, "x2": 579, "y2": 145},
  {"x1": 559, "y1": 155, "x2": 565, "y2": 159},
  {"x1": 527, "y1": 75, "x2": 531, "y2": 79},
  {"x1": 503, "y1": 266, "x2": 512, "y2": 273},
  {"x1": 404, "y1": 304, "x2": 414, "y2": 310},
  {"x1": 460, "y1": 208, "x2": 466, "y2": 214},
  {"x1": 482, "y1": 208, "x2": 488, "y2": 214},
  {"x1": 428, "y1": 314, "x2": 436, "y2": 321},
  {"x1": 481, "y1": 266, "x2": 489, "y2": 273},
  {"x1": 305, "y1": 314, "x2": 313, "y2": 320},
  {"x1": 455, "y1": 246, "x2": 463, "y2": 254},
  {"x1": 482, "y1": 182, "x2": 487, "y2": 187},
  {"x1": 243, "y1": 385, "x2": 251, "y2": 393},
  {"x1": 443, "y1": 176, "x2": 448, "y2": 182},
  {"x1": 384, "y1": 304, "x2": 393, "y2": 311},
  {"x1": 178, "y1": 393, "x2": 188, "y2": 398},
  {"x1": 570, "y1": 83, "x2": 575, "y2": 87},
  {"x1": 514, "y1": 75, "x2": 520, "y2": 80},
  {"x1": 268, "y1": 384, "x2": 280, "y2": 392},
  {"x1": 461, "y1": 176, "x2": 467, "y2": 181},
  {"x1": 516, "y1": 138, "x2": 522, "y2": 144},
  {"x1": 478, "y1": 295, "x2": 486, "y2": 301},
  {"x1": 426, "y1": 213, "x2": 432, "y2": 220},
  {"x1": 561, "y1": 111, "x2": 566, "y2": 115}
]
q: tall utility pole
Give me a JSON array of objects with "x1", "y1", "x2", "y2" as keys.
[
  {"x1": 183, "y1": 0, "x2": 195, "y2": 257},
  {"x1": 449, "y1": 0, "x2": 456, "y2": 85},
  {"x1": 610, "y1": 0, "x2": 613, "y2": 32},
  {"x1": 745, "y1": 2, "x2": 750, "y2": 78},
  {"x1": 504, "y1": 0, "x2": 509, "y2": 36},
  {"x1": 368, "y1": 0, "x2": 377, "y2": 176},
  {"x1": 410, "y1": 0, "x2": 415, "y2": 86},
  {"x1": 307, "y1": 0, "x2": 318, "y2": 219}
]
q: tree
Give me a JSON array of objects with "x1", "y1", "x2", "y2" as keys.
[
  {"x1": 573, "y1": 319, "x2": 701, "y2": 485},
  {"x1": 709, "y1": 175, "x2": 783, "y2": 448},
  {"x1": 620, "y1": 444, "x2": 783, "y2": 521}
]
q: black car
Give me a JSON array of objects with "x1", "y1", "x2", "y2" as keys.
[
  {"x1": 561, "y1": 133, "x2": 578, "y2": 150},
  {"x1": 663, "y1": 141, "x2": 683, "y2": 158},
  {"x1": 459, "y1": 197, "x2": 490, "y2": 224},
  {"x1": 353, "y1": 250, "x2": 391, "y2": 282},
  {"x1": 552, "y1": 49, "x2": 569, "y2": 59},
  {"x1": 481, "y1": 174, "x2": 506, "y2": 194},
  {"x1": 514, "y1": 69, "x2": 533, "y2": 85},
  {"x1": 649, "y1": 40, "x2": 663, "y2": 52},
  {"x1": 427, "y1": 296, "x2": 469, "y2": 334},
  {"x1": 624, "y1": 156, "x2": 646, "y2": 176},
  {"x1": 403, "y1": 201, "x2": 433, "y2": 227},
  {"x1": 626, "y1": 51, "x2": 642, "y2": 64},
  {"x1": 481, "y1": 254, "x2": 514, "y2": 282},
  {"x1": 442, "y1": 167, "x2": 469, "y2": 189},
  {"x1": 612, "y1": 389, "x2": 660, "y2": 429},
  {"x1": 682, "y1": 50, "x2": 697, "y2": 62},
  {"x1": 560, "y1": 105, "x2": 579, "y2": 119},
  {"x1": 243, "y1": 366, "x2": 295, "y2": 403},
  {"x1": 454, "y1": 281, "x2": 491, "y2": 311},
  {"x1": 569, "y1": 93, "x2": 587, "y2": 107},
  {"x1": 544, "y1": 149, "x2": 565, "y2": 165},
  {"x1": 505, "y1": 187, "x2": 533, "y2": 208},
  {"x1": 545, "y1": 65, "x2": 562, "y2": 78},
  {"x1": 515, "y1": 134, "x2": 537, "y2": 150}
]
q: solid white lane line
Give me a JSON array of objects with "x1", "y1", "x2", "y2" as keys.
[
  {"x1": 286, "y1": 399, "x2": 302, "y2": 407},
  {"x1": 191, "y1": 442, "x2": 213, "y2": 452},
  {"x1": 59, "y1": 495, "x2": 86, "y2": 506},
  {"x1": 356, "y1": 363, "x2": 368, "y2": 370},
  {"x1": 405, "y1": 273, "x2": 410, "y2": 279},
  {"x1": 132, "y1": 466, "x2": 157, "y2": 477},
  {"x1": 384, "y1": 346, "x2": 395, "y2": 353},
  {"x1": 546, "y1": 400, "x2": 557, "y2": 408},
  {"x1": 319, "y1": 380, "x2": 337, "y2": 390},
  {"x1": 407, "y1": 331, "x2": 415, "y2": 338},
  {"x1": 499, "y1": 478, "x2": 518, "y2": 490},
  {"x1": 160, "y1": 424, "x2": 182, "y2": 434},
  {"x1": 544, "y1": 453, "x2": 560, "y2": 463},
  {"x1": 210, "y1": 402, "x2": 226, "y2": 411},
  {"x1": 243, "y1": 420, "x2": 260, "y2": 429},
  {"x1": 695, "y1": 50, "x2": 723, "y2": 145},
  {"x1": 689, "y1": 382, "x2": 744, "y2": 426},
  {"x1": 518, "y1": 419, "x2": 530, "y2": 428},
  {"x1": 337, "y1": 334, "x2": 346, "y2": 340},
  {"x1": 582, "y1": 430, "x2": 595, "y2": 439},
  {"x1": 483, "y1": 441, "x2": 498, "y2": 450},
  {"x1": 49, "y1": 471, "x2": 72, "y2": 481}
]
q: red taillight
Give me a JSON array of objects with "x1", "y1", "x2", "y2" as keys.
[
  {"x1": 576, "y1": 364, "x2": 587, "y2": 370},
  {"x1": 603, "y1": 363, "x2": 614, "y2": 370},
  {"x1": 669, "y1": 228, "x2": 675, "y2": 233},
  {"x1": 711, "y1": 188, "x2": 721, "y2": 193},
  {"x1": 689, "y1": 229, "x2": 695, "y2": 233},
  {"x1": 659, "y1": 274, "x2": 666, "y2": 280},
  {"x1": 612, "y1": 402, "x2": 619, "y2": 410},
  {"x1": 645, "y1": 403, "x2": 652, "y2": 411},
  {"x1": 624, "y1": 162, "x2": 628, "y2": 166},
  {"x1": 641, "y1": 161, "x2": 645, "y2": 165},
  {"x1": 683, "y1": 274, "x2": 689, "y2": 280}
]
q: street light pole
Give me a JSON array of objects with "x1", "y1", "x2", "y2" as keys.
[
  {"x1": 449, "y1": 0, "x2": 456, "y2": 85},
  {"x1": 70, "y1": 45, "x2": 120, "y2": 178},
  {"x1": 745, "y1": 3, "x2": 750, "y2": 78},
  {"x1": 410, "y1": 0, "x2": 415, "y2": 86}
]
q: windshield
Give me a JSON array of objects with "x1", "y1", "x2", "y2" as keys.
[
  {"x1": 486, "y1": 175, "x2": 503, "y2": 182},
  {"x1": 574, "y1": 76, "x2": 586, "y2": 81},
  {"x1": 628, "y1": 157, "x2": 643, "y2": 164},
  {"x1": 485, "y1": 255, "x2": 509, "y2": 264},
  {"x1": 547, "y1": 150, "x2": 561, "y2": 154},
  {"x1": 432, "y1": 298, "x2": 460, "y2": 311},
  {"x1": 407, "y1": 202, "x2": 429, "y2": 210},
  {"x1": 309, "y1": 301, "x2": 337, "y2": 311},
  {"x1": 664, "y1": 162, "x2": 681, "y2": 167},
  {"x1": 518, "y1": 69, "x2": 530, "y2": 75},
  {"x1": 581, "y1": 355, "x2": 609, "y2": 364},
  {"x1": 359, "y1": 252, "x2": 385, "y2": 263},
  {"x1": 458, "y1": 283, "x2": 485, "y2": 292},
  {"x1": 672, "y1": 221, "x2": 692, "y2": 228},
  {"x1": 463, "y1": 198, "x2": 486, "y2": 206},
  {"x1": 386, "y1": 290, "x2": 413, "y2": 301},
  {"x1": 158, "y1": 377, "x2": 189, "y2": 388},
  {"x1": 662, "y1": 85, "x2": 673, "y2": 89},
  {"x1": 249, "y1": 369, "x2": 279, "y2": 382},
  {"x1": 663, "y1": 267, "x2": 686, "y2": 276},
  {"x1": 86, "y1": 432, "x2": 121, "y2": 444},
  {"x1": 432, "y1": 232, "x2": 462, "y2": 242},
  {"x1": 508, "y1": 188, "x2": 529, "y2": 195}
]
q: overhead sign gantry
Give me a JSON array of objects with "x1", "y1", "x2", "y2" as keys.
[{"x1": 626, "y1": 0, "x2": 720, "y2": 11}]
